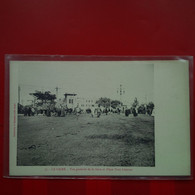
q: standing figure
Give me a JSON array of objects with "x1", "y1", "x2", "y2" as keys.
[
  {"x1": 75, "y1": 104, "x2": 81, "y2": 120},
  {"x1": 105, "y1": 108, "x2": 108, "y2": 115},
  {"x1": 24, "y1": 106, "x2": 28, "y2": 116},
  {"x1": 28, "y1": 107, "x2": 32, "y2": 116},
  {"x1": 31, "y1": 107, "x2": 35, "y2": 116},
  {"x1": 132, "y1": 107, "x2": 138, "y2": 117},
  {"x1": 60, "y1": 105, "x2": 66, "y2": 117},
  {"x1": 91, "y1": 106, "x2": 95, "y2": 117},
  {"x1": 117, "y1": 107, "x2": 121, "y2": 114},
  {"x1": 96, "y1": 105, "x2": 101, "y2": 118},
  {"x1": 46, "y1": 106, "x2": 51, "y2": 117}
]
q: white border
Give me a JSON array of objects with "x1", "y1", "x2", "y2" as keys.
[{"x1": 9, "y1": 60, "x2": 191, "y2": 176}]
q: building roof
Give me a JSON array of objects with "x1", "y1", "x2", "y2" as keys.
[{"x1": 64, "y1": 93, "x2": 77, "y2": 96}]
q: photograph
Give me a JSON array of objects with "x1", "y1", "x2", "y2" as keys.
[{"x1": 16, "y1": 61, "x2": 155, "y2": 167}]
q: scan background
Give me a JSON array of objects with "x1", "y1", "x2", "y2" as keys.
[{"x1": 0, "y1": 1, "x2": 195, "y2": 195}]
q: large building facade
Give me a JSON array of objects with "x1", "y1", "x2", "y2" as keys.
[{"x1": 64, "y1": 93, "x2": 98, "y2": 110}]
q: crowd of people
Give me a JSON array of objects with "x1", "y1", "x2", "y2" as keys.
[
  {"x1": 19, "y1": 98, "x2": 154, "y2": 118},
  {"x1": 20, "y1": 104, "x2": 154, "y2": 118},
  {"x1": 21, "y1": 104, "x2": 104, "y2": 118}
]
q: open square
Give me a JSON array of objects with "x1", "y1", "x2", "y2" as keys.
[{"x1": 17, "y1": 113, "x2": 155, "y2": 167}]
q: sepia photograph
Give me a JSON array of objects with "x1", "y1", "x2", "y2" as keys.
[{"x1": 16, "y1": 61, "x2": 155, "y2": 167}]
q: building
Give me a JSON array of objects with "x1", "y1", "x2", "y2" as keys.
[
  {"x1": 64, "y1": 93, "x2": 77, "y2": 109},
  {"x1": 76, "y1": 97, "x2": 97, "y2": 110},
  {"x1": 63, "y1": 93, "x2": 98, "y2": 110}
]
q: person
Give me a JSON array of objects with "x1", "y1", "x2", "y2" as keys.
[
  {"x1": 24, "y1": 106, "x2": 28, "y2": 116},
  {"x1": 96, "y1": 105, "x2": 101, "y2": 118},
  {"x1": 75, "y1": 104, "x2": 81, "y2": 120},
  {"x1": 64, "y1": 105, "x2": 68, "y2": 115},
  {"x1": 132, "y1": 107, "x2": 138, "y2": 117},
  {"x1": 28, "y1": 107, "x2": 32, "y2": 116},
  {"x1": 46, "y1": 106, "x2": 51, "y2": 117},
  {"x1": 31, "y1": 107, "x2": 35, "y2": 116},
  {"x1": 117, "y1": 107, "x2": 120, "y2": 114},
  {"x1": 60, "y1": 105, "x2": 65, "y2": 117},
  {"x1": 125, "y1": 108, "x2": 130, "y2": 117},
  {"x1": 105, "y1": 108, "x2": 108, "y2": 115},
  {"x1": 91, "y1": 106, "x2": 95, "y2": 117}
]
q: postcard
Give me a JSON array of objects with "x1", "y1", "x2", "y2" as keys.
[{"x1": 7, "y1": 56, "x2": 191, "y2": 177}]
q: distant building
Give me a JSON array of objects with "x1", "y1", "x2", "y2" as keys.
[
  {"x1": 63, "y1": 93, "x2": 98, "y2": 110},
  {"x1": 64, "y1": 93, "x2": 77, "y2": 109},
  {"x1": 76, "y1": 97, "x2": 97, "y2": 110}
]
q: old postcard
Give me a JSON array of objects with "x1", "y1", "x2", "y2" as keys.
[{"x1": 7, "y1": 57, "x2": 191, "y2": 177}]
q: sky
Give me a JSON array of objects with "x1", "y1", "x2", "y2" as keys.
[{"x1": 17, "y1": 61, "x2": 154, "y2": 106}]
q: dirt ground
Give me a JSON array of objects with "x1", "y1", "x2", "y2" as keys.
[{"x1": 17, "y1": 113, "x2": 155, "y2": 167}]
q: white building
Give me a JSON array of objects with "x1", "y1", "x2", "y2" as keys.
[
  {"x1": 64, "y1": 93, "x2": 98, "y2": 110},
  {"x1": 76, "y1": 97, "x2": 97, "y2": 110}
]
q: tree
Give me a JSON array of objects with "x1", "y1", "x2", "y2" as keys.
[
  {"x1": 96, "y1": 97, "x2": 122, "y2": 109},
  {"x1": 30, "y1": 91, "x2": 56, "y2": 104},
  {"x1": 96, "y1": 97, "x2": 111, "y2": 108},
  {"x1": 111, "y1": 100, "x2": 121, "y2": 109}
]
